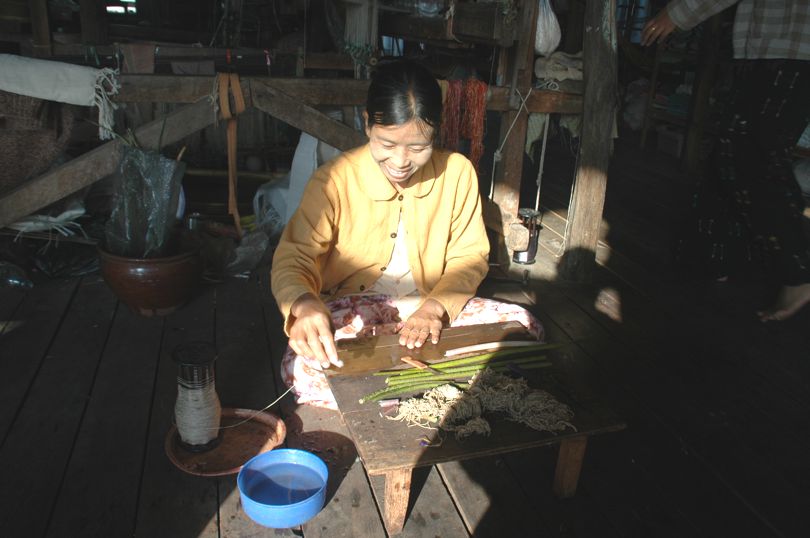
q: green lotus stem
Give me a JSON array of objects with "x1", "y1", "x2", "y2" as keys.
[
  {"x1": 385, "y1": 358, "x2": 551, "y2": 386},
  {"x1": 383, "y1": 354, "x2": 551, "y2": 381},
  {"x1": 374, "y1": 343, "x2": 561, "y2": 376},
  {"x1": 360, "y1": 381, "x2": 472, "y2": 404}
]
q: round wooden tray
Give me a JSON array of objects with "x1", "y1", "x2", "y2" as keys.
[{"x1": 165, "y1": 407, "x2": 286, "y2": 477}]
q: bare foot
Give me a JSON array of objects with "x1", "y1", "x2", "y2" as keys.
[{"x1": 757, "y1": 283, "x2": 810, "y2": 321}]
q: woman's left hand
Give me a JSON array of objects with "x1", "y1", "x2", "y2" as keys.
[{"x1": 398, "y1": 299, "x2": 446, "y2": 349}]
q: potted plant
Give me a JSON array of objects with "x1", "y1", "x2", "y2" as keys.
[{"x1": 99, "y1": 142, "x2": 201, "y2": 316}]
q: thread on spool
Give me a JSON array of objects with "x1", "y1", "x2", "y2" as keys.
[
  {"x1": 172, "y1": 342, "x2": 222, "y2": 451},
  {"x1": 175, "y1": 379, "x2": 222, "y2": 446},
  {"x1": 172, "y1": 341, "x2": 295, "y2": 450}
]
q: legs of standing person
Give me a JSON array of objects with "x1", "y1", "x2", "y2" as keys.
[
  {"x1": 733, "y1": 60, "x2": 810, "y2": 320},
  {"x1": 690, "y1": 59, "x2": 810, "y2": 319},
  {"x1": 685, "y1": 66, "x2": 753, "y2": 281},
  {"x1": 280, "y1": 295, "x2": 544, "y2": 409}
]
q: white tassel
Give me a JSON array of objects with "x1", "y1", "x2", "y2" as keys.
[{"x1": 93, "y1": 67, "x2": 120, "y2": 140}]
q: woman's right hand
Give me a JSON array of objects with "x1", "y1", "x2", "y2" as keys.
[{"x1": 288, "y1": 293, "x2": 343, "y2": 369}]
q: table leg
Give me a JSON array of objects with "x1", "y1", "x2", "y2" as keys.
[
  {"x1": 382, "y1": 467, "x2": 412, "y2": 535},
  {"x1": 553, "y1": 436, "x2": 588, "y2": 498}
]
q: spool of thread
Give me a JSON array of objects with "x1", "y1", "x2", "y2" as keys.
[{"x1": 172, "y1": 342, "x2": 222, "y2": 452}]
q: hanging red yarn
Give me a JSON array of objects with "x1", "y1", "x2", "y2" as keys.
[
  {"x1": 460, "y1": 78, "x2": 488, "y2": 171},
  {"x1": 441, "y1": 79, "x2": 462, "y2": 152}
]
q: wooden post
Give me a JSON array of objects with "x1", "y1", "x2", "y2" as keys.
[
  {"x1": 553, "y1": 436, "x2": 588, "y2": 498},
  {"x1": 559, "y1": 0, "x2": 618, "y2": 282},
  {"x1": 684, "y1": 14, "x2": 721, "y2": 174},
  {"x1": 80, "y1": 0, "x2": 106, "y2": 45},
  {"x1": 382, "y1": 468, "x2": 412, "y2": 535},
  {"x1": 29, "y1": 0, "x2": 51, "y2": 57},
  {"x1": 564, "y1": 0, "x2": 585, "y2": 53},
  {"x1": 492, "y1": 0, "x2": 538, "y2": 264}
]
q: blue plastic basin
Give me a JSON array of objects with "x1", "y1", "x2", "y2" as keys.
[{"x1": 237, "y1": 449, "x2": 328, "y2": 528}]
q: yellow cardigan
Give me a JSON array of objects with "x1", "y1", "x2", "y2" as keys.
[{"x1": 271, "y1": 144, "x2": 489, "y2": 333}]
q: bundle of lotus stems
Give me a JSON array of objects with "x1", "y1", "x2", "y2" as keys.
[{"x1": 359, "y1": 343, "x2": 562, "y2": 404}]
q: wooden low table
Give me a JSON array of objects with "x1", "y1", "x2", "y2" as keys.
[{"x1": 327, "y1": 340, "x2": 626, "y2": 535}]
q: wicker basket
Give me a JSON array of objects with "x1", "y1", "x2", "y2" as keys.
[{"x1": 0, "y1": 90, "x2": 75, "y2": 193}]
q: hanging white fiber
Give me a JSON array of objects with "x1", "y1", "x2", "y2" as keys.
[
  {"x1": 93, "y1": 67, "x2": 120, "y2": 140},
  {"x1": 0, "y1": 54, "x2": 120, "y2": 140}
]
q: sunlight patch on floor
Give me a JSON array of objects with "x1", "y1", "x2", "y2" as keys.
[{"x1": 594, "y1": 287, "x2": 622, "y2": 323}]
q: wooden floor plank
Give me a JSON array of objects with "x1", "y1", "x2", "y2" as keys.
[
  {"x1": 369, "y1": 466, "x2": 470, "y2": 538},
  {"x1": 552, "y1": 275, "x2": 809, "y2": 535},
  {"x1": 214, "y1": 276, "x2": 298, "y2": 537},
  {"x1": 540, "y1": 296, "x2": 794, "y2": 534},
  {"x1": 257, "y1": 272, "x2": 388, "y2": 538},
  {"x1": 437, "y1": 457, "x2": 547, "y2": 537},
  {"x1": 0, "y1": 276, "x2": 116, "y2": 538},
  {"x1": 46, "y1": 304, "x2": 164, "y2": 537},
  {"x1": 477, "y1": 283, "x2": 630, "y2": 535},
  {"x1": 480, "y1": 285, "x2": 625, "y2": 538},
  {"x1": 524, "y1": 280, "x2": 780, "y2": 537},
  {"x1": 289, "y1": 405, "x2": 386, "y2": 538},
  {"x1": 0, "y1": 277, "x2": 79, "y2": 444},
  {"x1": 502, "y1": 446, "x2": 623, "y2": 538},
  {"x1": 134, "y1": 284, "x2": 220, "y2": 538},
  {"x1": 0, "y1": 287, "x2": 26, "y2": 335}
]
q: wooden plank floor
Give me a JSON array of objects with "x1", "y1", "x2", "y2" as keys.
[
  {"x1": 2, "y1": 142, "x2": 809, "y2": 537},
  {"x1": 2, "y1": 262, "x2": 807, "y2": 537}
]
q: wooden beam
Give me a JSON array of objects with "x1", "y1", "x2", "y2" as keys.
[
  {"x1": 115, "y1": 75, "x2": 582, "y2": 112},
  {"x1": 488, "y1": 87, "x2": 582, "y2": 113},
  {"x1": 0, "y1": 99, "x2": 217, "y2": 229},
  {"x1": 250, "y1": 79, "x2": 367, "y2": 152},
  {"x1": 452, "y1": 2, "x2": 518, "y2": 47},
  {"x1": 116, "y1": 75, "x2": 371, "y2": 106},
  {"x1": 559, "y1": 0, "x2": 618, "y2": 281},
  {"x1": 379, "y1": 2, "x2": 517, "y2": 47},
  {"x1": 28, "y1": 0, "x2": 51, "y2": 57},
  {"x1": 303, "y1": 52, "x2": 355, "y2": 71},
  {"x1": 378, "y1": 11, "x2": 450, "y2": 43}
]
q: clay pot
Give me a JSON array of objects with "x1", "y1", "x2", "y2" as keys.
[{"x1": 98, "y1": 248, "x2": 202, "y2": 317}]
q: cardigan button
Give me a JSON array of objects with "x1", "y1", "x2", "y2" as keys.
[
  {"x1": 380, "y1": 266, "x2": 387, "y2": 271},
  {"x1": 398, "y1": 194, "x2": 404, "y2": 201},
  {"x1": 390, "y1": 232, "x2": 397, "y2": 238},
  {"x1": 359, "y1": 285, "x2": 365, "y2": 291}
]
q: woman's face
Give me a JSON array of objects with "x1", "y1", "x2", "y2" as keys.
[{"x1": 365, "y1": 117, "x2": 434, "y2": 187}]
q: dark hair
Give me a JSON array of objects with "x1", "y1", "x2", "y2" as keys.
[{"x1": 366, "y1": 60, "x2": 442, "y2": 137}]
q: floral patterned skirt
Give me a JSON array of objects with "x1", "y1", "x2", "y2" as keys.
[{"x1": 280, "y1": 295, "x2": 544, "y2": 410}]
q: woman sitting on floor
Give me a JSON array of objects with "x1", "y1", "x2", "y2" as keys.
[{"x1": 271, "y1": 60, "x2": 542, "y2": 409}]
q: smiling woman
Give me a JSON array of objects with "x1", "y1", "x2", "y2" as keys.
[{"x1": 270, "y1": 60, "x2": 543, "y2": 409}]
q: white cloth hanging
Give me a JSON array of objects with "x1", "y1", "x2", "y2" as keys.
[{"x1": 0, "y1": 53, "x2": 120, "y2": 139}]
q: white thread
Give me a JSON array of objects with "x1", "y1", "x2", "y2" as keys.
[
  {"x1": 214, "y1": 386, "x2": 295, "y2": 431},
  {"x1": 534, "y1": 114, "x2": 551, "y2": 212},
  {"x1": 175, "y1": 382, "x2": 222, "y2": 445},
  {"x1": 174, "y1": 384, "x2": 295, "y2": 435},
  {"x1": 93, "y1": 67, "x2": 120, "y2": 140}
]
